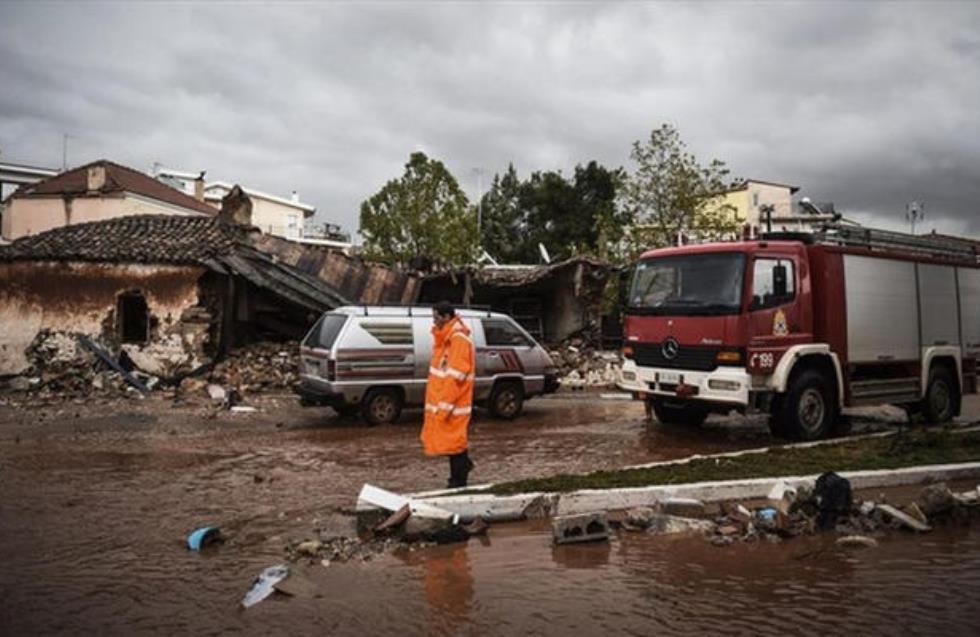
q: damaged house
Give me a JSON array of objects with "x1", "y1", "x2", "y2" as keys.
[
  {"x1": 419, "y1": 257, "x2": 611, "y2": 343},
  {"x1": 0, "y1": 209, "x2": 348, "y2": 380}
]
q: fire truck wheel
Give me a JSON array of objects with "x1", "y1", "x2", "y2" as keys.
[
  {"x1": 361, "y1": 388, "x2": 403, "y2": 425},
  {"x1": 489, "y1": 381, "x2": 524, "y2": 420},
  {"x1": 780, "y1": 369, "x2": 835, "y2": 441},
  {"x1": 651, "y1": 400, "x2": 709, "y2": 426},
  {"x1": 922, "y1": 365, "x2": 958, "y2": 424}
]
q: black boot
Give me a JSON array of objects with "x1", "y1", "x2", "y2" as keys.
[{"x1": 447, "y1": 451, "x2": 474, "y2": 488}]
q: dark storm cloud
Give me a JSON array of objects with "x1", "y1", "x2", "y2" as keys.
[{"x1": 1, "y1": 1, "x2": 978, "y2": 236}]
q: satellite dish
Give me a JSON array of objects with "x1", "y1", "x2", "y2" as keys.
[{"x1": 538, "y1": 243, "x2": 551, "y2": 264}]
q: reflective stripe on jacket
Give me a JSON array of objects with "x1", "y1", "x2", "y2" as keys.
[{"x1": 420, "y1": 316, "x2": 475, "y2": 456}]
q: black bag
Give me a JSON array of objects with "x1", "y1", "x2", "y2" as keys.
[{"x1": 814, "y1": 471, "x2": 852, "y2": 530}]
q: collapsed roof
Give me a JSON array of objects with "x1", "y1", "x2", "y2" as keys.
[{"x1": 0, "y1": 214, "x2": 348, "y2": 312}]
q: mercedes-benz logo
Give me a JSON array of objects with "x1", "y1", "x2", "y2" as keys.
[{"x1": 661, "y1": 337, "x2": 680, "y2": 360}]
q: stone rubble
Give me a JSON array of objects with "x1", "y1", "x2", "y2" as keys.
[{"x1": 549, "y1": 333, "x2": 622, "y2": 390}]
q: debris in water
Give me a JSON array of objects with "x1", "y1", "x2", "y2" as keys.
[
  {"x1": 186, "y1": 525, "x2": 222, "y2": 551},
  {"x1": 552, "y1": 511, "x2": 610, "y2": 545},
  {"x1": 877, "y1": 504, "x2": 931, "y2": 532},
  {"x1": 836, "y1": 535, "x2": 879, "y2": 549},
  {"x1": 241, "y1": 564, "x2": 290, "y2": 608}
]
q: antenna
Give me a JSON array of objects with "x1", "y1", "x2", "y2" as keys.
[{"x1": 906, "y1": 201, "x2": 924, "y2": 235}]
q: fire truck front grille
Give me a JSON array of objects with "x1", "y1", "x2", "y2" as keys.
[{"x1": 632, "y1": 343, "x2": 720, "y2": 371}]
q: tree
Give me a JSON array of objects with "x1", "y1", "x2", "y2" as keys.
[
  {"x1": 623, "y1": 124, "x2": 738, "y2": 256},
  {"x1": 360, "y1": 152, "x2": 477, "y2": 266},
  {"x1": 479, "y1": 161, "x2": 629, "y2": 264},
  {"x1": 479, "y1": 164, "x2": 524, "y2": 263}
]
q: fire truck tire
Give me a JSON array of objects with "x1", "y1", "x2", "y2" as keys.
[
  {"x1": 361, "y1": 388, "x2": 403, "y2": 425},
  {"x1": 489, "y1": 381, "x2": 524, "y2": 420},
  {"x1": 650, "y1": 400, "x2": 709, "y2": 426},
  {"x1": 921, "y1": 365, "x2": 958, "y2": 424},
  {"x1": 779, "y1": 369, "x2": 836, "y2": 441}
]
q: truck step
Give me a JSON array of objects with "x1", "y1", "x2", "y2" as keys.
[{"x1": 849, "y1": 377, "x2": 920, "y2": 405}]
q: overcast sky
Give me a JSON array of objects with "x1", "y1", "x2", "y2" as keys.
[{"x1": 1, "y1": 1, "x2": 978, "y2": 237}]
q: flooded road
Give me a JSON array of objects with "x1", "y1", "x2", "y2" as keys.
[{"x1": 1, "y1": 393, "x2": 978, "y2": 635}]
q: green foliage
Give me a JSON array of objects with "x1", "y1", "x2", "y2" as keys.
[
  {"x1": 623, "y1": 124, "x2": 739, "y2": 258},
  {"x1": 479, "y1": 161, "x2": 630, "y2": 264},
  {"x1": 359, "y1": 152, "x2": 477, "y2": 266}
]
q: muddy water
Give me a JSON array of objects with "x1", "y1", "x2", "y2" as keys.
[{"x1": 1, "y1": 394, "x2": 974, "y2": 635}]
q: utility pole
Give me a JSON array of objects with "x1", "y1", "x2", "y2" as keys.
[
  {"x1": 472, "y1": 167, "x2": 484, "y2": 244},
  {"x1": 62, "y1": 133, "x2": 72, "y2": 171},
  {"x1": 906, "y1": 201, "x2": 924, "y2": 235}
]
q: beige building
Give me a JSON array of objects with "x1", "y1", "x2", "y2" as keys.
[
  {"x1": 1, "y1": 160, "x2": 216, "y2": 241},
  {"x1": 713, "y1": 179, "x2": 799, "y2": 238},
  {"x1": 203, "y1": 182, "x2": 314, "y2": 240}
]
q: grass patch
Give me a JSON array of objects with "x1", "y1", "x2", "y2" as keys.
[{"x1": 488, "y1": 429, "x2": 980, "y2": 496}]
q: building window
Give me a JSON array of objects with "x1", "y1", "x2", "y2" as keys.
[
  {"x1": 118, "y1": 291, "x2": 149, "y2": 344},
  {"x1": 752, "y1": 192, "x2": 760, "y2": 208}
]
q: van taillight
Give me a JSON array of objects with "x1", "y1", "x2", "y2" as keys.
[{"x1": 327, "y1": 359, "x2": 336, "y2": 381}]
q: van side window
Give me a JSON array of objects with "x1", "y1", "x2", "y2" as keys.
[
  {"x1": 483, "y1": 319, "x2": 532, "y2": 347},
  {"x1": 751, "y1": 258, "x2": 796, "y2": 310},
  {"x1": 303, "y1": 314, "x2": 348, "y2": 349},
  {"x1": 360, "y1": 321, "x2": 413, "y2": 345}
]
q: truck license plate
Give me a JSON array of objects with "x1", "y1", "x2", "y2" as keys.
[{"x1": 659, "y1": 372, "x2": 681, "y2": 385}]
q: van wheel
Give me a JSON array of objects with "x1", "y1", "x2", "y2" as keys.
[
  {"x1": 651, "y1": 400, "x2": 709, "y2": 426},
  {"x1": 489, "y1": 382, "x2": 524, "y2": 420},
  {"x1": 778, "y1": 369, "x2": 835, "y2": 441},
  {"x1": 361, "y1": 388, "x2": 403, "y2": 425},
  {"x1": 921, "y1": 365, "x2": 958, "y2": 424}
]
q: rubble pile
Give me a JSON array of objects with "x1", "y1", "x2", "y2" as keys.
[
  {"x1": 1, "y1": 331, "x2": 144, "y2": 401},
  {"x1": 609, "y1": 477, "x2": 980, "y2": 549},
  {"x1": 209, "y1": 341, "x2": 299, "y2": 393},
  {"x1": 549, "y1": 333, "x2": 622, "y2": 390}
]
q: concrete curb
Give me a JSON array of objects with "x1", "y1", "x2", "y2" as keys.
[{"x1": 417, "y1": 461, "x2": 980, "y2": 522}]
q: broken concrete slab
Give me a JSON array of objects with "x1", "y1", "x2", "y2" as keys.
[
  {"x1": 374, "y1": 504, "x2": 411, "y2": 533},
  {"x1": 357, "y1": 484, "x2": 458, "y2": 521},
  {"x1": 661, "y1": 498, "x2": 706, "y2": 518},
  {"x1": 877, "y1": 503, "x2": 932, "y2": 532},
  {"x1": 552, "y1": 511, "x2": 610, "y2": 545},
  {"x1": 646, "y1": 514, "x2": 715, "y2": 536}
]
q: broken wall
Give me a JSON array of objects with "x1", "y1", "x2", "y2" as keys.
[{"x1": 0, "y1": 261, "x2": 211, "y2": 376}]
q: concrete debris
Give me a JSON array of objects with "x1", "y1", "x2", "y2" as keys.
[
  {"x1": 552, "y1": 511, "x2": 610, "y2": 545},
  {"x1": 209, "y1": 341, "x2": 299, "y2": 393},
  {"x1": 550, "y1": 334, "x2": 622, "y2": 389},
  {"x1": 521, "y1": 495, "x2": 557, "y2": 520},
  {"x1": 916, "y1": 483, "x2": 956, "y2": 516},
  {"x1": 872, "y1": 504, "x2": 932, "y2": 533},
  {"x1": 767, "y1": 480, "x2": 798, "y2": 515},
  {"x1": 662, "y1": 498, "x2": 706, "y2": 518},
  {"x1": 295, "y1": 540, "x2": 323, "y2": 557},
  {"x1": 905, "y1": 502, "x2": 928, "y2": 526},
  {"x1": 622, "y1": 506, "x2": 657, "y2": 530},
  {"x1": 836, "y1": 535, "x2": 879, "y2": 549},
  {"x1": 207, "y1": 384, "x2": 227, "y2": 403},
  {"x1": 645, "y1": 514, "x2": 715, "y2": 536},
  {"x1": 241, "y1": 564, "x2": 290, "y2": 608}
]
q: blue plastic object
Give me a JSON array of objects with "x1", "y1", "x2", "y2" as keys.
[
  {"x1": 187, "y1": 525, "x2": 220, "y2": 551},
  {"x1": 757, "y1": 508, "x2": 778, "y2": 522}
]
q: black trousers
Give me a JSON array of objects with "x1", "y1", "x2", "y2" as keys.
[{"x1": 447, "y1": 450, "x2": 472, "y2": 488}]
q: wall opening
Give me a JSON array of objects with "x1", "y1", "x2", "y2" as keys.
[{"x1": 118, "y1": 291, "x2": 149, "y2": 344}]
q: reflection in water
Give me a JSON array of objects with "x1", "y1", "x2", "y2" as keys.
[{"x1": 398, "y1": 544, "x2": 475, "y2": 635}]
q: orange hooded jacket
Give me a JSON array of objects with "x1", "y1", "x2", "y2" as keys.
[{"x1": 420, "y1": 316, "x2": 475, "y2": 456}]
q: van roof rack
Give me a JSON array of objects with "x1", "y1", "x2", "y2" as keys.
[
  {"x1": 357, "y1": 304, "x2": 494, "y2": 317},
  {"x1": 762, "y1": 224, "x2": 980, "y2": 264}
]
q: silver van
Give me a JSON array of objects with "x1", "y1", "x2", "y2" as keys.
[{"x1": 297, "y1": 306, "x2": 560, "y2": 424}]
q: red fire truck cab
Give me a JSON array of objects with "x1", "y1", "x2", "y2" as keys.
[{"x1": 617, "y1": 226, "x2": 979, "y2": 440}]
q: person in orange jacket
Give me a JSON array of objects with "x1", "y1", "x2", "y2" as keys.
[{"x1": 421, "y1": 301, "x2": 475, "y2": 488}]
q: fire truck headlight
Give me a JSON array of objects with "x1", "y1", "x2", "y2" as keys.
[{"x1": 708, "y1": 379, "x2": 741, "y2": 391}]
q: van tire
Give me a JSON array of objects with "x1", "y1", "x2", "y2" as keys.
[
  {"x1": 489, "y1": 381, "x2": 524, "y2": 420},
  {"x1": 650, "y1": 400, "x2": 709, "y2": 426},
  {"x1": 778, "y1": 369, "x2": 835, "y2": 441},
  {"x1": 361, "y1": 388, "x2": 403, "y2": 425},
  {"x1": 921, "y1": 365, "x2": 958, "y2": 424}
]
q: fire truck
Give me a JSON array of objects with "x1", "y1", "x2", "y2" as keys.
[{"x1": 617, "y1": 225, "x2": 979, "y2": 440}]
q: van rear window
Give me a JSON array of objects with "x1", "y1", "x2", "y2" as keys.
[{"x1": 303, "y1": 314, "x2": 347, "y2": 349}]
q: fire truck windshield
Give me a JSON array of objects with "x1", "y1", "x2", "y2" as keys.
[{"x1": 628, "y1": 252, "x2": 746, "y2": 315}]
